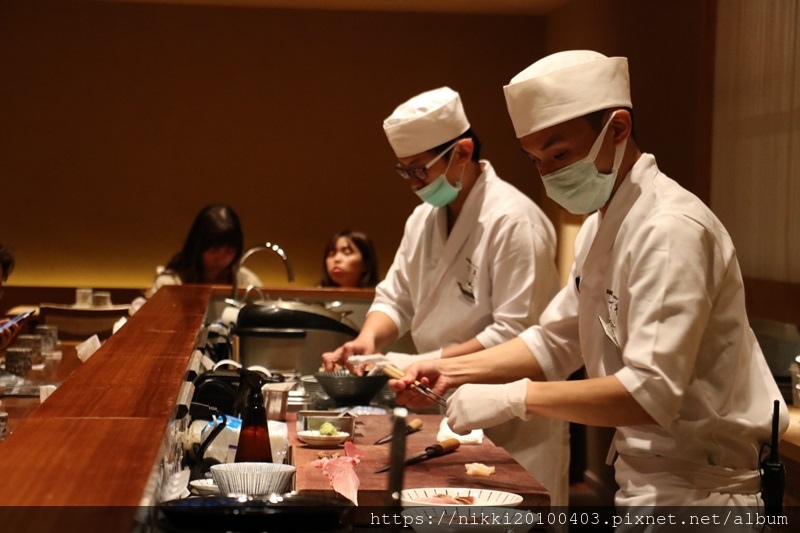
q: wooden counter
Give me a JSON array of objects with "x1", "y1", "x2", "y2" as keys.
[
  {"x1": 0, "y1": 286, "x2": 211, "y2": 527},
  {"x1": 291, "y1": 413, "x2": 550, "y2": 509},
  {"x1": 1, "y1": 343, "x2": 82, "y2": 434},
  {"x1": 780, "y1": 406, "x2": 800, "y2": 509},
  {"x1": 782, "y1": 406, "x2": 800, "y2": 463}
]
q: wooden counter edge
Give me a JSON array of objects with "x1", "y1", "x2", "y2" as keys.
[{"x1": 0, "y1": 285, "x2": 213, "y2": 510}]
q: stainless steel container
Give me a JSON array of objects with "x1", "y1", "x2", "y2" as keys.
[
  {"x1": 297, "y1": 410, "x2": 356, "y2": 440},
  {"x1": 232, "y1": 299, "x2": 359, "y2": 376}
]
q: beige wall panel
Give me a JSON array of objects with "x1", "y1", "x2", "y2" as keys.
[{"x1": 711, "y1": 0, "x2": 800, "y2": 282}]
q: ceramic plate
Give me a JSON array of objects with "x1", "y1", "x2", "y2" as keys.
[
  {"x1": 189, "y1": 479, "x2": 221, "y2": 496},
  {"x1": 296, "y1": 430, "x2": 350, "y2": 447},
  {"x1": 400, "y1": 488, "x2": 523, "y2": 507},
  {"x1": 401, "y1": 506, "x2": 538, "y2": 533}
]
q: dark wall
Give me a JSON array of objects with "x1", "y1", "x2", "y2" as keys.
[
  {"x1": 0, "y1": 0, "x2": 713, "y2": 290},
  {"x1": 546, "y1": 0, "x2": 715, "y2": 199}
]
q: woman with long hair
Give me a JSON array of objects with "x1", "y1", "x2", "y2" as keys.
[{"x1": 148, "y1": 205, "x2": 261, "y2": 296}]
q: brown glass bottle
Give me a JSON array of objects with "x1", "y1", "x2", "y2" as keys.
[{"x1": 235, "y1": 371, "x2": 272, "y2": 463}]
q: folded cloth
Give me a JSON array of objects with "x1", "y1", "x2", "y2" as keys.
[
  {"x1": 39, "y1": 384, "x2": 57, "y2": 403},
  {"x1": 76, "y1": 335, "x2": 101, "y2": 363},
  {"x1": 112, "y1": 316, "x2": 127, "y2": 334},
  {"x1": 437, "y1": 417, "x2": 483, "y2": 445}
]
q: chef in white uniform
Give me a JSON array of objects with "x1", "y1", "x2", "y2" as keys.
[
  {"x1": 391, "y1": 53, "x2": 788, "y2": 516},
  {"x1": 322, "y1": 87, "x2": 569, "y2": 506}
]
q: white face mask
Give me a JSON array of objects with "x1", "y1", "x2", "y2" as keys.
[{"x1": 541, "y1": 111, "x2": 626, "y2": 215}]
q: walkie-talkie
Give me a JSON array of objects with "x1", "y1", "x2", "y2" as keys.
[{"x1": 760, "y1": 399, "x2": 784, "y2": 517}]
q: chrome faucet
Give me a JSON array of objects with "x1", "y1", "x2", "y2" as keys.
[{"x1": 231, "y1": 242, "x2": 295, "y2": 303}]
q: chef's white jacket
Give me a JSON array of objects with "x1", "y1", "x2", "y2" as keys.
[
  {"x1": 519, "y1": 154, "x2": 788, "y2": 504},
  {"x1": 371, "y1": 160, "x2": 560, "y2": 350},
  {"x1": 370, "y1": 161, "x2": 569, "y2": 506}
]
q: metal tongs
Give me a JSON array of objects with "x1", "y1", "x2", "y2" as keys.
[{"x1": 382, "y1": 364, "x2": 447, "y2": 408}]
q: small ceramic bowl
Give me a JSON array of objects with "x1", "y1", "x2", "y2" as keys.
[{"x1": 210, "y1": 463, "x2": 296, "y2": 496}]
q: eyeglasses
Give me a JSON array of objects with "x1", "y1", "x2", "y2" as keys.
[{"x1": 394, "y1": 141, "x2": 458, "y2": 181}]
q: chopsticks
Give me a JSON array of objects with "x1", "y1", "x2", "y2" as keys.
[{"x1": 382, "y1": 364, "x2": 448, "y2": 408}]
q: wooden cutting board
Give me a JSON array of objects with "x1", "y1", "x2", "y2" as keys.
[{"x1": 291, "y1": 413, "x2": 550, "y2": 509}]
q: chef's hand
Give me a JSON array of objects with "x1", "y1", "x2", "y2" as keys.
[
  {"x1": 0, "y1": 319, "x2": 21, "y2": 351},
  {"x1": 389, "y1": 360, "x2": 451, "y2": 409},
  {"x1": 321, "y1": 337, "x2": 377, "y2": 371},
  {"x1": 446, "y1": 379, "x2": 531, "y2": 433},
  {"x1": 348, "y1": 349, "x2": 443, "y2": 376}
]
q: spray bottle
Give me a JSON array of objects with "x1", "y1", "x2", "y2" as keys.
[{"x1": 234, "y1": 369, "x2": 273, "y2": 463}]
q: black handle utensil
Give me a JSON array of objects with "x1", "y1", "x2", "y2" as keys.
[
  {"x1": 374, "y1": 418, "x2": 423, "y2": 445},
  {"x1": 374, "y1": 438, "x2": 461, "y2": 473}
]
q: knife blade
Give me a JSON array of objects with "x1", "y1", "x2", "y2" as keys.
[
  {"x1": 374, "y1": 418, "x2": 423, "y2": 445},
  {"x1": 374, "y1": 437, "x2": 461, "y2": 473}
]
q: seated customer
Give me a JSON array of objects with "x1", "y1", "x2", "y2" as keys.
[
  {"x1": 148, "y1": 205, "x2": 261, "y2": 297},
  {"x1": 0, "y1": 244, "x2": 21, "y2": 350},
  {"x1": 319, "y1": 230, "x2": 379, "y2": 288}
]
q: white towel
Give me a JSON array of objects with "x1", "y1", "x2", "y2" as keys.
[
  {"x1": 437, "y1": 417, "x2": 483, "y2": 445},
  {"x1": 39, "y1": 384, "x2": 57, "y2": 403}
]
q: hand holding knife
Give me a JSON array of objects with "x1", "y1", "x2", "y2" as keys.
[
  {"x1": 374, "y1": 418, "x2": 423, "y2": 445},
  {"x1": 374, "y1": 438, "x2": 461, "y2": 473}
]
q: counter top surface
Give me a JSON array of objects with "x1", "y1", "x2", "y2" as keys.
[
  {"x1": 0, "y1": 286, "x2": 212, "y2": 514},
  {"x1": 291, "y1": 413, "x2": 550, "y2": 509},
  {"x1": 0, "y1": 417, "x2": 164, "y2": 506},
  {"x1": 782, "y1": 406, "x2": 800, "y2": 464}
]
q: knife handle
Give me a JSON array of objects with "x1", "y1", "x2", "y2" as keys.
[
  {"x1": 434, "y1": 438, "x2": 461, "y2": 454},
  {"x1": 408, "y1": 418, "x2": 423, "y2": 432}
]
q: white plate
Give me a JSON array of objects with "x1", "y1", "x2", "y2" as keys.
[
  {"x1": 400, "y1": 488, "x2": 523, "y2": 507},
  {"x1": 296, "y1": 430, "x2": 350, "y2": 447},
  {"x1": 189, "y1": 479, "x2": 221, "y2": 496},
  {"x1": 401, "y1": 506, "x2": 538, "y2": 533}
]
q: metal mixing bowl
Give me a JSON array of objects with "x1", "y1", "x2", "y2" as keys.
[{"x1": 313, "y1": 370, "x2": 389, "y2": 407}]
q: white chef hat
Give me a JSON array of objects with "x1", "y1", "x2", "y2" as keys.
[
  {"x1": 503, "y1": 50, "x2": 631, "y2": 138},
  {"x1": 383, "y1": 87, "x2": 471, "y2": 158}
]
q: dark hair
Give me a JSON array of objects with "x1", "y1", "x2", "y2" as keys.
[
  {"x1": 165, "y1": 205, "x2": 245, "y2": 284},
  {"x1": 0, "y1": 244, "x2": 14, "y2": 281},
  {"x1": 585, "y1": 107, "x2": 637, "y2": 141},
  {"x1": 319, "y1": 230, "x2": 379, "y2": 288},
  {"x1": 430, "y1": 127, "x2": 483, "y2": 162}
]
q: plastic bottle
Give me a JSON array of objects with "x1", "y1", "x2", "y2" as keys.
[{"x1": 234, "y1": 369, "x2": 272, "y2": 463}]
